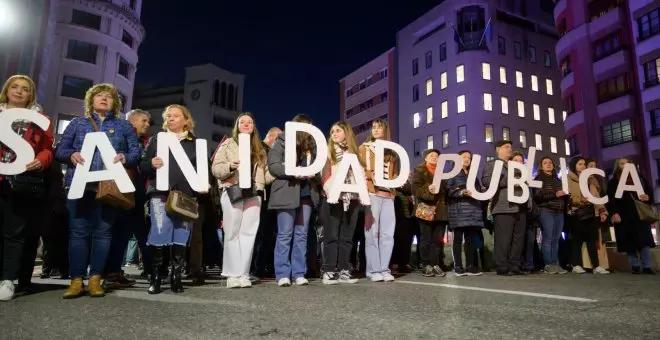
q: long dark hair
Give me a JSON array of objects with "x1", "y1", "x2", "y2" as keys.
[{"x1": 292, "y1": 114, "x2": 315, "y2": 159}]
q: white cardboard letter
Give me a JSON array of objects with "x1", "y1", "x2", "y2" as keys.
[
  {"x1": 431, "y1": 153, "x2": 462, "y2": 194},
  {"x1": 614, "y1": 163, "x2": 645, "y2": 198},
  {"x1": 507, "y1": 160, "x2": 530, "y2": 204},
  {"x1": 467, "y1": 155, "x2": 500, "y2": 201},
  {"x1": 284, "y1": 121, "x2": 328, "y2": 177},
  {"x1": 579, "y1": 168, "x2": 608, "y2": 205},
  {"x1": 525, "y1": 147, "x2": 542, "y2": 189},
  {"x1": 155, "y1": 132, "x2": 209, "y2": 192},
  {"x1": 373, "y1": 140, "x2": 410, "y2": 188},
  {"x1": 559, "y1": 157, "x2": 569, "y2": 193},
  {"x1": 0, "y1": 108, "x2": 51, "y2": 175},
  {"x1": 326, "y1": 153, "x2": 370, "y2": 205},
  {"x1": 67, "y1": 132, "x2": 135, "y2": 199},
  {"x1": 238, "y1": 133, "x2": 251, "y2": 189}
]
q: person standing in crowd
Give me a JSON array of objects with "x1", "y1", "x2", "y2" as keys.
[
  {"x1": 359, "y1": 119, "x2": 398, "y2": 282},
  {"x1": 55, "y1": 83, "x2": 141, "y2": 299},
  {"x1": 320, "y1": 121, "x2": 365, "y2": 285},
  {"x1": 446, "y1": 150, "x2": 484, "y2": 276},
  {"x1": 269, "y1": 114, "x2": 319, "y2": 287},
  {"x1": 391, "y1": 173, "x2": 414, "y2": 273},
  {"x1": 104, "y1": 109, "x2": 151, "y2": 289},
  {"x1": 482, "y1": 140, "x2": 527, "y2": 276},
  {"x1": 141, "y1": 104, "x2": 202, "y2": 294},
  {"x1": 0, "y1": 75, "x2": 54, "y2": 301},
  {"x1": 510, "y1": 152, "x2": 536, "y2": 273},
  {"x1": 566, "y1": 157, "x2": 610, "y2": 274},
  {"x1": 213, "y1": 112, "x2": 272, "y2": 288},
  {"x1": 412, "y1": 149, "x2": 448, "y2": 277},
  {"x1": 607, "y1": 158, "x2": 656, "y2": 274},
  {"x1": 534, "y1": 156, "x2": 569, "y2": 275}
]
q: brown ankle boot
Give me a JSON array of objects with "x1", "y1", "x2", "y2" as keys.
[
  {"x1": 86, "y1": 275, "x2": 105, "y2": 297},
  {"x1": 62, "y1": 278, "x2": 85, "y2": 299}
]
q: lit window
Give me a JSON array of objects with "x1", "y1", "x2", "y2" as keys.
[
  {"x1": 456, "y1": 65, "x2": 465, "y2": 83},
  {"x1": 501, "y1": 96, "x2": 509, "y2": 114},
  {"x1": 426, "y1": 106, "x2": 433, "y2": 124},
  {"x1": 535, "y1": 133, "x2": 543, "y2": 150},
  {"x1": 499, "y1": 66, "x2": 507, "y2": 84},
  {"x1": 485, "y1": 124, "x2": 493, "y2": 143},
  {"x1": 531, "y1": 75, "x2": 539, "y2": 92},
  {"x1": 562, "y1": 110, "x2": 567, "y2": 121},
  {"x1": 483, "y1": 93, "x2": 493, "y2": 111},
  {"x1": 426, "y1": 78, "x2": 433, "y2": 96},
  {"x1": 550, "y1": 136, "x2": 557, "y2": 153},
  {"x1": 516, "y1": 71, "x2": 523, "y2": 88},
  {"x1": 441, "y1": 101, "x2": 448, "y2": 119},
  {"x1": 533, "y1": 104, "x2": 540, "y2": 120},
  {"x1": 503, "y1": 127, "x2": 510, "y2": 140},
  {"x1": 548, "y1": 108, "x2": 555, "y2": 124},
  {"x1": 413, "y1": 112, "x2": 420, "y2": 128},
  {"x1": 57, "y1": 119, "x2": 71, "y2": 135},
  {"x1": 546, "y1": 79, "x2": 553, "y2": 95},
  {"x1": 457, "y1": 95, "x2": 466, "y2": 113},
  {"x1": 520, "y1": 130, "x2": 527, "y2": 148},
  {"x1": 441, "y1": 72, "x2": 447, "y2": 89},
  {"x1": 482, "y1": 63, "x2": 491, "y2": 80},
  {"x1": 565, "y1": 139, "x2": 570, "y2": 155},
  {"x1": 427, "y1": 135, "x2": 434, "y2": 149},
  {"x1": 442, "y1": 130, "x2": 449, "y2": 148},
  {"x1": 517, "y1": 100, "x2": 525, "y2": 117}
]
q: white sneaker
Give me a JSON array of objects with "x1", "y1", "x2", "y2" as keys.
[
  {"x1": 572, "y1": 266, "x2": 586, "y2": 274},
  {"x1": 294, "y1": 277, "x2": 309, "y2": 286},
  {"x1": 0, "y1": 280, "x2": 14, "y2": 301},
  {"x1": 593, "y1": 266, "x2": 610, "y2": 275},
  {"x1": 322, "y1": 272, "x2": 339, "y2": 285},
  {"x1": 277, "y1": 278, "x2": 291, "y2": 287},
  {"x1": 239, "y1": 276, "x2": 252, "y2": 288},
  {"x1": 369, "y1": 273, "x2": 384, "y2": 282},
  {"x1": 338, "y1": 270, "x2": 358, "y2": 284},
  {"x1": 382, "y1": 273, "x2": 395, "y2": 282},
  {"x1": 226, "y1": 277, "x2": 241, "y2": 289}
]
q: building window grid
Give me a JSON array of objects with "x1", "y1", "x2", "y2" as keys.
[
  {"x1": 458, "y1": 125, "x2": 467, "y2": 145},
  {"x1": 514, "y1": 41, "x2": 522, "y2": 59},
  {"x1": 457, "y1": 95, "x2": 466, "y2": 113},
  {"x1": 412, "y1": 58, "x2": 419, "y2": 76},
  {"x1": 499, "y1": 66, "x2": 507, "y2": 84},
  {"x1": 519, "y1": 130, "x2": 527, "y2": 148},
  {"x1": 441, "y1": 101, "x2": 448, "y2": 119},
  {"x1": 602, "y1": 119, "x2": 634, "y2": 147},
  {"x1": 531, "y1": 75, "x2": 539, "y2": 92},
  {"x1": 501, "y1": 96, "x2": 509, "y2": 114},
  {"x1": 544, "y1": 50, "x2": 552, "y2": 68},
  {"x1": 643, "y1": 58, "x2": 660, "y2": 88},
  {"x1": 456, "y1": 65, "x2": 465, "y2": 83},
  {"x1": 597, "y1": 74, "x2": 630, "y2": 103},
  {"x1": 550, "y1": 136, "x2": 558, "y2": 154},
  {"x1": 426, "y1": 106, "x2": 434, "y2": 124},
  {"x1": 413, "y1": 139, "x2": 421, "y2": 157},
  {"x1": 548, "y1": 107, "x2": 555, "y2": 124},
  {"x1": 426, "y1": 78, "x2": 433, "y2": 96},
  {"x1": 498, "y1": 36, "x2": 506, "y2": 55},
  {"x1": 529, "y1": 45, "x2": 537, "y2": 63},
  {"x1": 533, "y1": 104, "x2": 540, "y2": 121},
  {"x1": 71, "y1": 9, "x2": 101, "y2": 30},
  {"x1": 517, "y1": 100, "x2": 525, "y2": 117},
  {"x1": 637, "y1": 7, "x2": 660, "y2": 41},
  {"x1": 413, "y1": 84, "x2": 419, "y2": 102},
  {"x1": 483, "y1": 93, "x2": 492, "y2": 111},
  {"x1": 425, "y1": 51, "x2": 433, "y2": 69},
  {"x1": 503, "y1": 127, "x2": 510, "y2": 140},
  {"x1": 482, "y1": 63, "x2": 491, "y2": 80},
  {"x1": 413, "y1": 112, "x2": 420, "y2": 128},
  {"x1": 546, "y1": 79, "x2": 554, "y2": 95},
  {"x1": 441, "y1": 72, "x2": 447, "y2": 89},
  {"x1": 427, "y1": 135, "x2": 434, "y2": 149},
  {"x1": 594, "y1": 31, "x2": 622, "y2": 61},
  {"x1": 439, "y1": 43, "x2": 447, "y2": 61},
  {"x1": 535, "y1": 133, "x2": 543, "y2": 151},
  {"x1": 516, "y1": 71, "x2": 523, "y2": 88},
  {"x1": 442, "y1": 130, "x2": 449, "y2": 148},
  {"x1": 66, "y1": 40, "x2": 98, "y2": 64},
  {"x1": 485, "y1": 124, "x2": 493, "y2": 143},
  {"x1": 651, "y1": 109, "x2": 660, "y2": 134}
]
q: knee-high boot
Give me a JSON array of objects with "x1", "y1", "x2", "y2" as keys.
[
  {"x1": 171, "y1": 245, "x2": 186, "y2": 293},
  {"x1": 148, "y1": 247, "x2": 163, "y2": 295}
]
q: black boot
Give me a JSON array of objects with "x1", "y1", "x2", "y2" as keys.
[
  {"x1": 171, "y1": 245, "x2": 186, "y2": 293},
  {"x1": 148, "y1": 247, "x2": 163, "y2": 295}
]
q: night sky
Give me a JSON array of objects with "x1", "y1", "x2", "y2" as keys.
[{"x1": 136, "y1": 0, "x2": 440, "y2": 134}]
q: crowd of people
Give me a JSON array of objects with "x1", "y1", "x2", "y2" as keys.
[{"x1": 0, "y1": 74, "x2": 656, "y2": 302}]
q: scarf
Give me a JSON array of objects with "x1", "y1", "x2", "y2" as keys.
[
  {"x1": 363, "y1": 141, "x2": 390, "y2": 180},
  {"x1": 175, "y1": 131, "x2": 189, "y2": 141},
  {"x1": 334, "y1": 142, "x2": 356, "y2": 211},
  {"x1": 425, "y1": 163, "x2": 436, "y2": 176}
]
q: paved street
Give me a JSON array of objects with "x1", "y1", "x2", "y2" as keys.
[{"x1": 0, "y1": 269, "x2": 658, "y2": 339}]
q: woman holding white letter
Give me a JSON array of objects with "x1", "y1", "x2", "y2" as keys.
[
  {"x1": 212, "y1": 112, "x2": 273, "y2": 288},
  {"x1": 359, "y1": 119, "x2": 398, "y2": 282}
]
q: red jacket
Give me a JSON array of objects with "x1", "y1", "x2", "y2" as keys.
[{"x1": 0, "y1": 104, "x2": 55, "y2": 178}]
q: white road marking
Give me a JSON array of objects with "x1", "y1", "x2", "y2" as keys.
[
  {"x1": 395, "y1": 280, "x2": 598, "y2": 302},
  {"x1": 112, "y1": 289, "x2": 262, "y2": 309}
]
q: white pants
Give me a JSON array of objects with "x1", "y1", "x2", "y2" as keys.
[{"x1": 220, "y1": 191, "x2": 262, "y2": 278}]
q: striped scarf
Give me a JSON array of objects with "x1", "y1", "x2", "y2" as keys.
[
  {"x1": 334, "y1": 142, "x2": 355, "y2": 210},
  {"x1": 363, "y1": 141, "x2": 389, "y2": 180}
]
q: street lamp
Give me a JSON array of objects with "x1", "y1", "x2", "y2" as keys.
[{"x1": 0, "y1": 1, "x2": 16, "y2": 34}]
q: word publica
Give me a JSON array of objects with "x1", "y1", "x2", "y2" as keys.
[{"x1": 0, "y1": 110, "x2": 646, "y2": 203}]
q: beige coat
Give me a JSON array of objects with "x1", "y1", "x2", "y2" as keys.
[
  {"x1": 211, "y1": 137, "x2": 273, "y2": 191},
  {"x1": 567, "y1": 171, "x2": 607, "y2": 216}
]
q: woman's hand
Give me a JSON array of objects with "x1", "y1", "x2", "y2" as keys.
[
  {"x1": 70, "y1": 152, "x2": 84, "y2": 165},
  {"x1": 611, "y1": 213, "x2": 621, "y2": 224},
  {"x1": 151, "y1": 157, "x2": 164, "y2": 169},
  {"x1": 229, "y1": 160, "x2": 240, "y2": 170},
  {"x1": 600, "y1": 214, "x2": 607, "y2": 223},
  {"x1": 25, "y1": 159, "x2": 42, "y2": 171},
  {"x1": 114, "y1": 153, "x2": 126, "y2": 164},
  {"x1": 555, "y1": 190, "x2": 568, "y2": 197},
  {"x1": 640, "y1": 194, "x2": 650, "y2": 202},
  {"x1": 428, "y1": 184, "x2": 436, "y2": 193}
]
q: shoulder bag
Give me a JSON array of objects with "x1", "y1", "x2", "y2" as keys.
[
  {"x1": 415, "y1": 202, "x2": 436, "y2": 221},
  {"x1": 165, "y1": 189, "x2": 199, "y2": 221},
  {"x1": 573, "y1": 204, "x2": 595, "y2": 221},
  {"x1": 634, "y1": 199, "x2": 659, "y2": 224},
  {"x1": 224, "y1": 163, "x2": 257, "y2": 204}
]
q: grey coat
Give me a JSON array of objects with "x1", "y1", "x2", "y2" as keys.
[
  {"x1": 481, "y1": 159, "x2": 531, "y2": 215},
  {"x1": 267, "y1": 133, "x2": 320, "y2": 210}
]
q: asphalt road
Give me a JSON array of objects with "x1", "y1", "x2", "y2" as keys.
[{"x1": 1, "y1": 269, "x2": 658, "y2": 339}]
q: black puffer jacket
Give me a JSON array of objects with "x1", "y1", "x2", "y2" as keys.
[{"x1": 533, "y1": 171, "x2": 565, "y2": 212}]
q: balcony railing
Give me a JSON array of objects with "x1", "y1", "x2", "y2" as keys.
[
  {"x1": 645, "y1": 78, "x2": 660, "y2": 89},
  {"x1": 602, "y1": 134, "x2": 636, "y2": 147}
]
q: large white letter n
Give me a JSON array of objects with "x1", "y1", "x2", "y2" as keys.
[{"x1": 155, "y1": 132, "x2": 209, "y2": 192}]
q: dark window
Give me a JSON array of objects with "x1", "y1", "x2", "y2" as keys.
[
  {"x1": 380, "y1": 92, "x2": 388, "y2": 102},
  {"x1": 544, "y1": 50, "x2": 552, "y2": 68},
  {"x1": 456, "y1": 5, "x2": 487, "y2": 52},
  {"x1": 118, "y1": 57, "x2": 130, "y2": 79},
  {"x1": 561, "y1": 56, "x2": 572, "y2": 76},
  {"x1": 71, "y1": 9, "x2": 101, "y2": 30},
  {"x1": 498, "y1": 36, "x2": 506, "y2": 55},
  {"x1": 413, "y1": 84, "x2": 419, "y2": 102},
  {"x1": 439, "y1": 43, "x2": 447, "y2": 61},
  {"x1": 589, "y1": 0, "x2": 623, "y2": 21},
  {"x1": 567, "y1": 135, "x2": 579, "y2": 156},
  {"x1": 61, "y1": 75, "x2": 92, "y2": 99},
  {"x1": 528, "y1": 45, "x2": 537, "y2": 63},
  {"x1": 412, "y1": 58, "x2": 419, "y2": 76},
  {"x1": 602, "y1": 119, "x2": 634, "y2": 147},
  {"x1": 220, "y1": 82, "x2": 227, "y2": 108},
  {"x1": 458, "y1": 125, "x2": 467, "y2": 144},
  {"x1": 66, "y1": 40, "x2": 98, "y2": 64},
  {"x1": 118, "y1": 91, "x2": 127, "y2": 112},
  {"x1": 597, "y1": 74, "x2": 630, "y2": 103},
  {"x1": 212, "y1": 80, "x2": 219, "y2": 105},
  {"x1": 650, "y1": 109, "x2": 660, "y2": 134},
  {"x1": 514, "y1": 41, "x2": 522, "y2": 59},
  {"x1": 227, "y1": 84, "x2": 235, "y2": 110},
  {"x1": 643, "y1": 58, "x2": 660, "y2": 88},
  {"x1": 425, "y1": 51, "x2": 432, "y2": 69},
  {"x1": 566, "y1": 95, "x2": 576, "y2": 114},
  {"x1": 594, "y1": 31, "x2": 622, "y2": 61},
  {"x1": 413, "y1": 139, "x2": 421, "y2": 157},
  {"x1": 122, "y1": 30, "x2": 134, "y2": 48},
  {"x1": 638, "y1": 7, "x2": 660, "y2": 41}
]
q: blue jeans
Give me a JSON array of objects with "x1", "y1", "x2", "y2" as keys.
[
  {"x1": 365, "y1": 195, "x2": 396, "y2": 276},
  {"x1": 539, "y1": 211, "x2": 564, "y2": 266},
  {"x1": 147, "y1": 197, "x2": 192, "y2": 246},
  {"x1": 124, "y1": 235, "x2": 138, "y2": 264},
  {"x1": 67, "y1": 192, "x2": 117, "y2": 279},
  {"x1": 274, "y1": 205, "x2": 312, "y2": 280},
  {"x1": 628, "y1": 247, "x2": 652, "y2": 268}
]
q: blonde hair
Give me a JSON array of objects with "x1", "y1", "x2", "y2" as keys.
[
  {"x1": 0, "y1": 75, "x2": 37, "y2": 108},
  {"x1": 84, "y1": 83, "x2": 122, "y2": 117},
  {"x1": 612, "y1": 158, "x2": 630, "y2": 177},
  {"x1": 232, "y1": 112, "x2": 266, "y2": 167},
  {"x1": 368, "y1": 118, "x2": 391, "y2": 142},
  {"x1": 162, "y1": 104, "x2": 195, "y2": 133},
  {"x1": 328, "y1": 121, "x2": 364, "y2": 167}
]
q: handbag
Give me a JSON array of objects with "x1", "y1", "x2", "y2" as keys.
[
  {"x1": 634, "y1": 200, "x2": 659, "y2": 224},
  {"x1": 225, "y1": 184, "x2": 256, "y2": 204},
  {"x1": 87, "y1": 117, "x2": 135, "y2": 210},
  {"x1": 7, "y1": 172, "x2": 46, "y2": 198},
  {"x1": 573, "y1": 204, "x2": 595, "y2": 221},
  {"x1": 415, "y1": 202, "x2": 436, "y2": 221},
  {"x1": 165, "y1": 190, "x2": 199, "y2": 221}
]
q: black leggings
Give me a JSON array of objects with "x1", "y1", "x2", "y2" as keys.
[
  {"x1": 570, "y1": 216, "x2": 599, "y2": 268},
  {"x1": 452, "y1": 228, "x2": 478, "y2": 269},
  {"x1": 419, "y1": 220, "x2": 447, "y2": 267}
]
